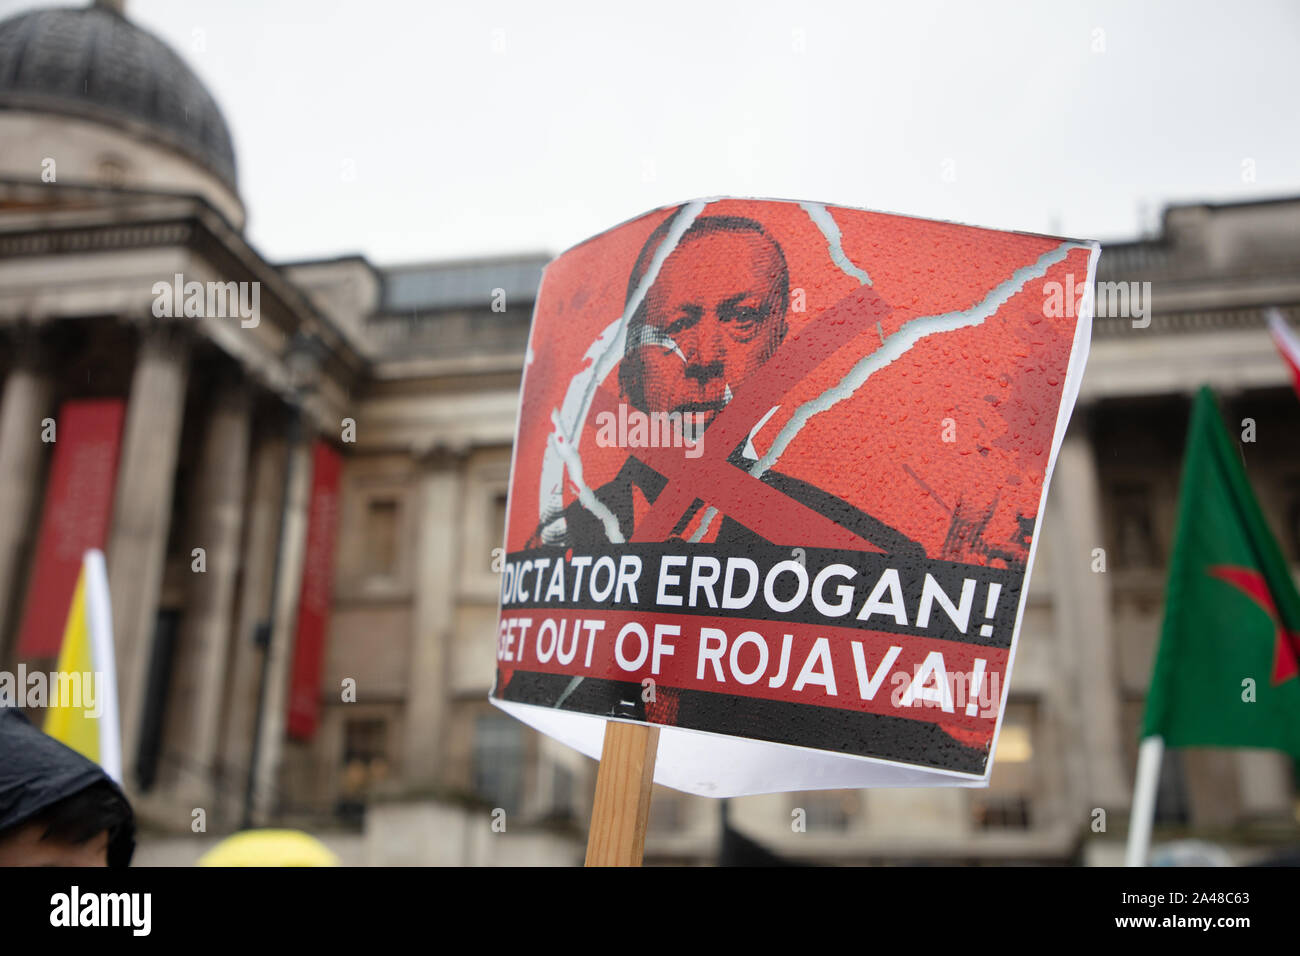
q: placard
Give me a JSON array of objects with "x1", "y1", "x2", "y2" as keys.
[{"x1": 491, "y1": 198, "x2": 1097, "y2": 796}]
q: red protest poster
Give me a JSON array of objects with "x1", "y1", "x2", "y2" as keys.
[
  {"x1": 491, "y1": 199, "x2": 1097, "y2": 795},
  {"x1": 286, "y1": 439, "x2": 343, "y2": 741},
  {"x1": 17, "y1": 399, "x2": 125, "y2": 659}
]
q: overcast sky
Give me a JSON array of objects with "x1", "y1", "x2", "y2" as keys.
[{"x1": 9, "y1": 0, "x2": 1298, "y2": 265}]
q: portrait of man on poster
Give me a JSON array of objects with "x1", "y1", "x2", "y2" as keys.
[{"x1": 534, "y1": 210, "x2": 925, "y2": 559}]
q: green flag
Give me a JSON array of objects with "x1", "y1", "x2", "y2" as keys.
[{"x1": 1141, "y1": 386, "x2": 1300, "y2": 755}]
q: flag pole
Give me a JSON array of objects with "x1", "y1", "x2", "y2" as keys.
[
  {"x1": 584, "y1": 721, "x2": 659, "y2": 866},
  {"x1": 83, "y1": 549, "x2": 121, "y2": 786},
  {"x1": 1124, "y1": 735, "x2": 1163, "y2": 867}
]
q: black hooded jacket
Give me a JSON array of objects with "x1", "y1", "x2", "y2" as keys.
[{"x1": 0, "y1": 708, "x2": 135, "y2": 867}]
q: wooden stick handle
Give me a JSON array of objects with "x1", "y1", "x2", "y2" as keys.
[{"x1": 584, "y1": 721, "x2": 660, "y2": 866}]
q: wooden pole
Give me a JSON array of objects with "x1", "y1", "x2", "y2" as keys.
[{"x1": 584, "y1": 721, "x2": 660, "y2": 866}]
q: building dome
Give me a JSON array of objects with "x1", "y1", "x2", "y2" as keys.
[{"x1": 0, "y1": 3, "x2": 237, "y2": 191}]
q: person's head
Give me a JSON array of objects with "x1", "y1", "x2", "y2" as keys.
[
  {"x1": 0, "y1": 778, "x2": 134, "y2": 867},
  {"x1": 0, "y1": 708, "x2": 135, "y2": 867},
  {"x1": 619, "y1": 213, "x2": 789, "y2": 425}
]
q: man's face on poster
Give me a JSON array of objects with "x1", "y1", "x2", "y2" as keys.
[{"x1": 633, "y1": 229, "x2": 787, "y2": 427}]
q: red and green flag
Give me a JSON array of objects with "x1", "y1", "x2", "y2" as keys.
[{"x1": 1141, "y1": 386, "x2": 1300, "y2": 755}]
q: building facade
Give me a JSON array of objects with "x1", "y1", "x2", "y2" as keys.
[{"x1": 1, "y1": 2, "x2": 1297, "y2": 865}]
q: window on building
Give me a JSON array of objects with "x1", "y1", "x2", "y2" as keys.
[
  {"x1": 974, "y1": 794, "x2": 1032, "y2": 829},
  {"x1": 1122, "y1": 698, "x2": 1190, "y2": 826},
  {"x1": 1110, "y1": 482, "x2": 1161, "y2": 569},
  {"x1": 136, "y1": 609, "x2": 181, "y2": 792},
  {"x1": 1290, "y1": 760, "x2": 1300, "y2": 824},
  {"x1": 341, "y1": 717, "x2": 390, "y2": 798},
  {"x1": 96, "y1": 153, "x2": 127, "y2": 187},
  {"x1": 364, "y1": 497, "x2": 399, "y2": 577},
  {"x1": 472, "y1": 715, "x2": 525, "y2": 815},
  {"x1": 1154, "y1": 748, "x2": 1191, "y2": 825},
  {"x1": 490, "y1": 492, "x2": 508, "y2": 568},
  {"x1": 797, "y1": 791, "x2": 860, "y2": 831},
  {"x1": 972, "y1": 703, "x2": 1036, "y2": 830},
  {"x1": 1284, "y1": 478, "x2": 1300, "y2": 561},
  {"x1": 648, "y1": 785, "x2": 686, "y2": 833},
  {"x1": 549, "y1": 764, "x2": 575, "y2": 823}
]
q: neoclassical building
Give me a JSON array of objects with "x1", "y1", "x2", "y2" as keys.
[
  {"x1": 0, "y1": 2, "x2": 550, "y2": 847},
  {"x1": 1, "y1": 2, "x2": 1297, "y2": 865}
]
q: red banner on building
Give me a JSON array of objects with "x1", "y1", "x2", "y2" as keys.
[
  {"x1": 17, "y1": 399, "x2": 126, "y2": 658},
  {"x1": 286, "y1": 439, "x2": 343, "y2": 740}
]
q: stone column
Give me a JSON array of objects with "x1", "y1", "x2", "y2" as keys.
[
  {"x1": 1039, "y1": 495, "x2": 1093, "y2": 830},
  {"x1": 403, "y1": 445, "x2": 466, "y2": 790},
  {"x1": 164, "y1": 373, "x2": 252, "y2": 807},
  {"x1": 1048, "y1": 423, "x2": 1130, "y2": 813},
  {"x1": 250, "y1": 422, "x2": 314, "y2": 823},
  {"x1": 220, "y1": 424, "x2": 287, "y2": 822},
  {"x1": 0, "y1": 333, "x2": 53, "y2": 663},
  {"x1": 108, "y1": 324, "x2": 192, "y2": 788}
]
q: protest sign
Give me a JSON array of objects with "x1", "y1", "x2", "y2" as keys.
[{"x1": 491, "y1": 198, "x2": 1098, "y2": 799}]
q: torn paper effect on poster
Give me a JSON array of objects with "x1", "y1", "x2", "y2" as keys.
[{"x1": 491, "y1": 197, "x2": 1099, "y2": 797}]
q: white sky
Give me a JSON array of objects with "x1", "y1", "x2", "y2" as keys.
[{"x1": 8, "y1": 0, "x2": 1299, "y2": 265}]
